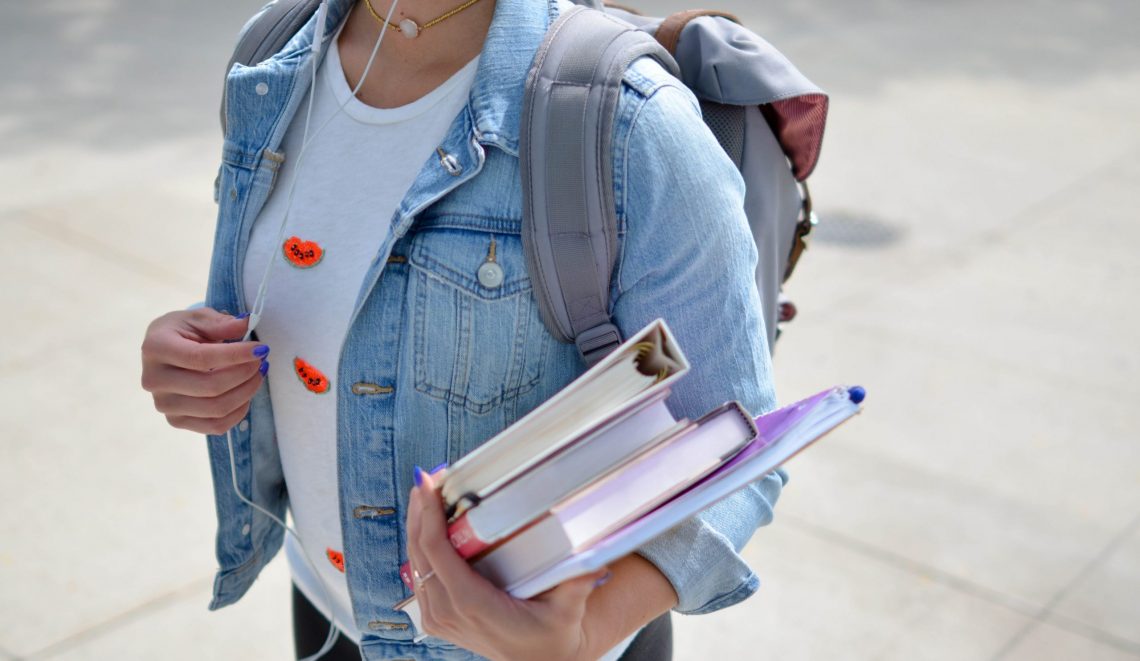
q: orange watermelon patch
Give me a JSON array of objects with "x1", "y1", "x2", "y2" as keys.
[
  {"x1": 326, "y1": 548, "x2": 345, "y2": 573},
  {"x1": 294, "y1": 357, "x2": 331, "y2": 394},
  {"x1": 283, "y1": 236, "x2": 324, "y2": 268}
]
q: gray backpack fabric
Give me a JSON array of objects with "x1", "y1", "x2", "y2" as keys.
[
  {"x1": 223, "y1": 0, "x2": 829, "y2": 366},
  {"x1": 519, "y1": 6, "x2": 680, "y2": 366}
]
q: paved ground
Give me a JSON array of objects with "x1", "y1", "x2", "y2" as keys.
[{"x1": 1, "y1": 1, "x2": 1137, "y2": 659}]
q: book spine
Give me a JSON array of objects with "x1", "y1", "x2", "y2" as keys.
[
  {"x1": 399, "y1": 562, "x2": 414, "y2": 591},
  {"x1": 447, "y1": 514, "x2": 492, "y2": 557}
]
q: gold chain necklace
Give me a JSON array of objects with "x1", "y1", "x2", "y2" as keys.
[{"x1": 364, "y1": 0, "x2": 487, "y2": 39}]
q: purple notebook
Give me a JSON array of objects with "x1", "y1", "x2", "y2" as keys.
[{"x1": 504, "y1": 385, "x2": 864, "y2": 598}]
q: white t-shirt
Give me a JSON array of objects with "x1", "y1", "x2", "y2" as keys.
[{"x1": 243, "y1": 33, "x2": 479, "y2": 642}]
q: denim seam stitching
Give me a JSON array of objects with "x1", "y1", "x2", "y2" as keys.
[
  {"x1": 415, "y1": 215, "x2": 523, "y2": 233},
  {"x1": 614, "y1": 87, "x2": 656, "y2": 295},
  {"x1": 680, "y1": 573, "x2": 760, "y2": 615},
  {"x1": 408, "y1": 253, "x2": 532, "y2": 300}
]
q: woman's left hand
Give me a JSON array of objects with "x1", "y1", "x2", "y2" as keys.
[{"x1": 406, "y1": 468, "x2": 608, "y2": 661}]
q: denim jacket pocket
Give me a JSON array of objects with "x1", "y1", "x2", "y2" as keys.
[{"x1": 407, "y1": 226, "x2": 550, "y2": 416}]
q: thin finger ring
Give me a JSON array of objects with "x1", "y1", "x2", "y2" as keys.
[{"x1": 413, "y1": 569, "x2": 436, "y2": 590}]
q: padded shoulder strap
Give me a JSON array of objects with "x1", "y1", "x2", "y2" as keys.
[
  {"x1": 521, "y1": 6, "x2": 679, "y2": 367},
  {"x1": 220, "y1": 0, "x2": 321, "y2": 132}
]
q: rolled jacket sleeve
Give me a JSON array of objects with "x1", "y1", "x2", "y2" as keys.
[{"x1": 610, "y1": 74, "x2": 787, "y2": 614}]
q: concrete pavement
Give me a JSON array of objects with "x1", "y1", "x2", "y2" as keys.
[{"x1": 1, "y1": 1, "x2": 1137, "y2": 659}]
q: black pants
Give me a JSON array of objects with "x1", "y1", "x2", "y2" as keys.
[{"x1": 293, "y1": 585, "x2": 673, "y2": 660}]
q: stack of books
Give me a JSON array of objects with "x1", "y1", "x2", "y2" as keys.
[{"x1": 395, "y1": 319, "x2": 863, "y2": 629}]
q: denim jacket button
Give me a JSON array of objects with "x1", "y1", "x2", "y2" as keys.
[
  {"x1": 255, "y1": 82, "x2": 269, "y2": 96},
  {"x1": 351, "y1": 382, "x2": 394, "y2": 396},
  {"x1": 368, "y1": 620, "x2": 410, "y2": 631},
  {"x1": 438, "y1": 151, "x2": 462, "y2": 176},
  {"x1": 240, "y1": 523, "x2": 251, "y2": 536},
  {"x1": 238, "y1": 419, "x2": 250, "y2": 433},
  {"x1": 477, "y1": 261, "x2": 504, "y2": 289},
  {"x1": 353, "y1": 505, "x2": 396, "y2": 519}
]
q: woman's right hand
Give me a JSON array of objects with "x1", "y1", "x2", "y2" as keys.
[{"x1": 140, "y1": 308, "x2": 270, "y2": 435}]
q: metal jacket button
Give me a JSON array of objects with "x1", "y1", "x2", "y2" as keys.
[
  {"x1": 353, "y1": 505, "x2": 396, "y2": 519},
  {"x1": 478, "y1": 262, "x2": 504, "y2": 288},
  {"x1": 478, "y1": 237, "x2": 504, "y2": 288},
  {"x1": 436, "y1": 147, "x2": 462, "y2": 176},
  {"x1": 255, "y1": 82, "x2": 269, "y2": 96},
  {"x1": 351, "y1": 382, "x2": 393, "y2": 395}
]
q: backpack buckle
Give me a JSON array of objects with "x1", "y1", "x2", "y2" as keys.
[
  {"x1": 784, "y1": 181, "x2": 818, "y2": 283},
  {"x1": 575, "y1": 322, "x2": 624, "y2": 367}
]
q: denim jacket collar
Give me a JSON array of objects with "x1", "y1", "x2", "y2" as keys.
[
  {"x1": 268, "y1": 0, "x2": 559, "y2": 157},
  {"x1": 466, "y1": 0, "x2": 559, "y2": 155}
]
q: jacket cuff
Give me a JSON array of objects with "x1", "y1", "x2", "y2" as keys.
[{"x1": 636, "y1": 468, "x2": 787, "y2": 614}]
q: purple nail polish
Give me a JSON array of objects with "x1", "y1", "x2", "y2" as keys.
[
  {"x1": 253, "y1": 345, "x2": 270, "y2": 358},
  {"x1": 413, "y1": 466, "x2": 424, "y2": 487},
  {"x1": 235, "y1": 312, "x2": 251, "y2": 320},
  {"x1": 430, "y1": 462, "x2": 448, "y2": 474},
  {"x1": 259, "y1": 360, "x2": 269, "y2": 376},
  {"x1": 594, "y1": 571, "x2": 613, "y2": 589}
]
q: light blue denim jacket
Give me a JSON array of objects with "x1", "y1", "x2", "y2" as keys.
[{"x1": 205, "y1": 0, "x2": 786, "y2": 658}]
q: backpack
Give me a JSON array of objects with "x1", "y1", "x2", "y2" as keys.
[{"x1": 222, "y1": 0, "x2": 828, "y2": 366}]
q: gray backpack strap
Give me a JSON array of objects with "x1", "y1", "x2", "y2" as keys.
[
  {"x1": 520, "y1": 6, "x2": 679, "y2": 367},
  {"x1": 220, "y1": 0, "x2": 321, "y2": 132}
]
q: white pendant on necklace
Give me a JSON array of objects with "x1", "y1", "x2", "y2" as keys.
[{"x1": 399, "y1": 18, "x2": 420, "y2": 38}]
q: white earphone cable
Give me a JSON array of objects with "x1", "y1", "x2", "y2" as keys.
[
  {"x1": 225, "y1": 425, "x2": 342, "y2": 660},
  {"x1": 227, "y1": 2, "x2": 402, "y2": 659},
  {"x1": 244, "y1": 0, "x2": 398, "y2": 344}
]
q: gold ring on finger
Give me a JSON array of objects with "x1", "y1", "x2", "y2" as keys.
[{"x1": 413, "y1": 568, "x2": 436, "y2": 590}]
